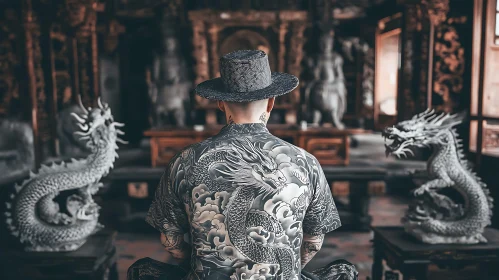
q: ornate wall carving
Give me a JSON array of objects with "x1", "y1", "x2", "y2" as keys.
[
  {"x1": 0, "y1": 9, "x2": 22, "y2": 116},
  {"x1": 188, "y1": 9, "x2": 307, "y2": 125},
  {"x1": 26, "y1": 8, "x2": 50, "y2": 142},
  {"x1": 50, "y1": 23, "x2": 72, "y2": 112},
  {"x1": 60, "y1": 0, "x2": 99, "y2": 107},
  {"x1": 422, "y1": 0, "x2": 450, "y2": 26},
  {"x1": 398, "y1": 3, "x2": 432, "y2": 121},
  {"x1": 433, "y1": 16, "x2": 466, "y2": 112}
]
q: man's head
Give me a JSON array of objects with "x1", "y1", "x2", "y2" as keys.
[{"x1": 217, "y1": 97, "x2": 275, "y2": 124}]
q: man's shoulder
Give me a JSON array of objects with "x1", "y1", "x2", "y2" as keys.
[
  {"x1": 168, "y1": 143, "x2": 198, "y2": 166},
  {"x1": 276, "y1": 139, "x2": 318, "y2": 163}
]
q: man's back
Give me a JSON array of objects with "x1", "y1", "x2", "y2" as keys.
[{"x1": 146, "y1": 123, "x2": 341, "y2": 280}]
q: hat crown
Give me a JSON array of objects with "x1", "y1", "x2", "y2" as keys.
[{"x1": 220, "y1": 50, "x2": 272, "y2": 93}]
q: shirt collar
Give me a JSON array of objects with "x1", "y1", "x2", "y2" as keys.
[{"x1": 219, "y1": 123, "x2": 269, "y2": 135}]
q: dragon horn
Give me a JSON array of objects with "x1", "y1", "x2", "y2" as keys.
[
  {"x1": 116, "y1": 129, "x2": 125, "y2": 135},
  {"x1": 76, "y1": 123, "x2": 89, "y2": 131},
  {"x1": 74, "y1": 130, "x2": 93, "y2": 136},
  {"x1": 77, "y1": 95, "x2": 88, "y2": 114},
  {"x1": 97, "y1": 98, "x2": 104, "y2": 109},
  {"x1": 116, "y1": 138, "x2": 128, "y2": 144},
  {"x1": 70, "y1": 112, "x2": 86, "y2": 124},
  {"x1": 112, "y1": 122, "x2": 125, "y2": 127}
]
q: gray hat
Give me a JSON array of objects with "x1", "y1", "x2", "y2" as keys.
[{"x1": 195, "y1": 50, "x2": 299, "y2": 102}]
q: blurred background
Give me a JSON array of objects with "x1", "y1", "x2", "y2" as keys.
[{"x1": 1, "y1": 0, "x2": 499, "y2": 279}]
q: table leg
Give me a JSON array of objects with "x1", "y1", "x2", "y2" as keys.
[
  {"x1": 372, "y1": 241, "x2": 383, "y2": 280},
  {"x1": 403, "y1": 264, "x2": 428, "y2": 280},
  {"x1": 349, "y1": 181, "x2": 372, "y2": 231},
  {"x1": 108, "y1": 262, "x2": 119, "y2": 280}
]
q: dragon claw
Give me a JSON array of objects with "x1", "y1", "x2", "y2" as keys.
[
  {"x1": 76, "y1": 203, "x2": 99, "y2": 221},
  {"x1": 413, "y1": 186, "x2": 429, "y2": 196}
]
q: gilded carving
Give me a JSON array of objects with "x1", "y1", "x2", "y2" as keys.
[
  {"x1": 288, "y1": 22, "x2": 306, "y2": 104},
  {"x1": 0, "y1": 9, "x2": 21, "y2": 116},
  {"x1": 62, "y1": 0, "x2": 97, "y2": 38},
  {"x1": 433, "y1": 17, "x2": 466, "y2": 112},
  {"x1": 102, "y1": 20, "x2": 125, "y2": 54},
  {"x1": 50, "y1": 23, "x2": 72, "y2": 111},
  {"x1": 25, "y1": 8, "x2": 50, "y2": 141},
  {"x1": 422, "y1": 0, "x2": 450, "y2": 26},
  {"x1": 61, "y1": 0, "x2": 98, "y2": 107}
]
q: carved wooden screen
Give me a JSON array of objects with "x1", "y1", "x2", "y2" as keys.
[{"x1": 188, "y1": 10, "x2": 307, "y2": 125}]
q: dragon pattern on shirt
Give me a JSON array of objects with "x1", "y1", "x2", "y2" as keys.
[{"x1": 146, "y1": 123, "x2": 341, "y2": 280}]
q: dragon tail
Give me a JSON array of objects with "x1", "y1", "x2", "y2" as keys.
[
  {"x1": 5, "y1": 181, "x2": 24, "y2": 238},
  {"x1": 469, "y1": 171, "x2": 494, "y2": 224},
  {"x1": 454, "y1": 128, "x2": 493, "y2": 224},
  {"x1": 5, "y1": 159, "x2": 88, "y2": 238}
]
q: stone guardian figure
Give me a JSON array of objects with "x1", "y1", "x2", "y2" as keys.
[
  {"x1": 148, "y1": 22, "x2": 190, "y2": 127},
  {"x1": 304, "y1": 29, "x2": 347, "y2": 129}
]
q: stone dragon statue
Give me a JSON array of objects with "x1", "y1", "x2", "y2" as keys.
[
  {"x1": 5, "y1": 98, "x2": 126, "y2": 251},
  {"x1": 383, "y1": 109, "x2": 493, "y2": 244}
]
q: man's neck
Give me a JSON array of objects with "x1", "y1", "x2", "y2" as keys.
[{"x1": 226, "y1": 112, "x2": 268, "y2": 125}]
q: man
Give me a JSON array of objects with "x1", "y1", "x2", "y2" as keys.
[{"x1": 128, "y1": 50, "x2": 357, "y2": 280}]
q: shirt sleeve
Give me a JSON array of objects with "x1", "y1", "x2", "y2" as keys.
[
  {"x1": 303, "y1": 158, "x2": 342, "y2": 235},
  {"x1": 145, "y1": 152, "x2": 190, "y2": 235}
]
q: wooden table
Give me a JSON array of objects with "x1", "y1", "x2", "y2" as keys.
[
  {"x1": 0, "y1": 230, "x2": 118, "y2": 280},
  {"x1": 371, "y1": 226, "x2": 499, "y2": 280}
]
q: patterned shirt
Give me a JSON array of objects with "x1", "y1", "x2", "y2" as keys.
[{"x1": 146, "y1": 123, "x2": 341, "y2": 280}]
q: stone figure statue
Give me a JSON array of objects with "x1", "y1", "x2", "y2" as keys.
[
  {"x1": 5, "y1": 98, "x2": 126, "y2": 251},
  {"x1": 384, "y1": 109, "x2": 493, "y2": 244},
  {"x1": 304, "y1": 29, "x2": 347, "y2": 129},
  {"x1": 148, "y1": 23, "x2": 190, "y2": 127},
  {"x1": 0, "y1": 119, "x2": 34, "y2": 181}
]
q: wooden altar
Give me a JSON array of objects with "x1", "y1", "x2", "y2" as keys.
[{"x1": 144, "y1": 125, "x2": 362, "y2": 167}]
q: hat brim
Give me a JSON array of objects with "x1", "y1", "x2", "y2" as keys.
[{"x1": 195, "y1": 72, "x2": 299, "y2": 102}]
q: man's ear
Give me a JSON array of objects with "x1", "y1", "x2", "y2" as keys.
[
  {"x1": 218, "y1": 101, "x2": 226, "y2": 112},
  {"x1": 266, "y1": 98, "x2": 275, "y2": 113}
]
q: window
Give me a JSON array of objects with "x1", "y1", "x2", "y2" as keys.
[
  {"x1": 470, "y1": 0, "x2": 499, "y2": 164},
  {"x1": 496, "y1": 1, "x2": 499, "y2": 44}
]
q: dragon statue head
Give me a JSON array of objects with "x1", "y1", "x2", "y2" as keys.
[
  {"x1": 382, "y1": 109, "x2": 464, "y2": 158},
  {"x1": 70, "y1": 96, "x2": 127, "y2": 149}
]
